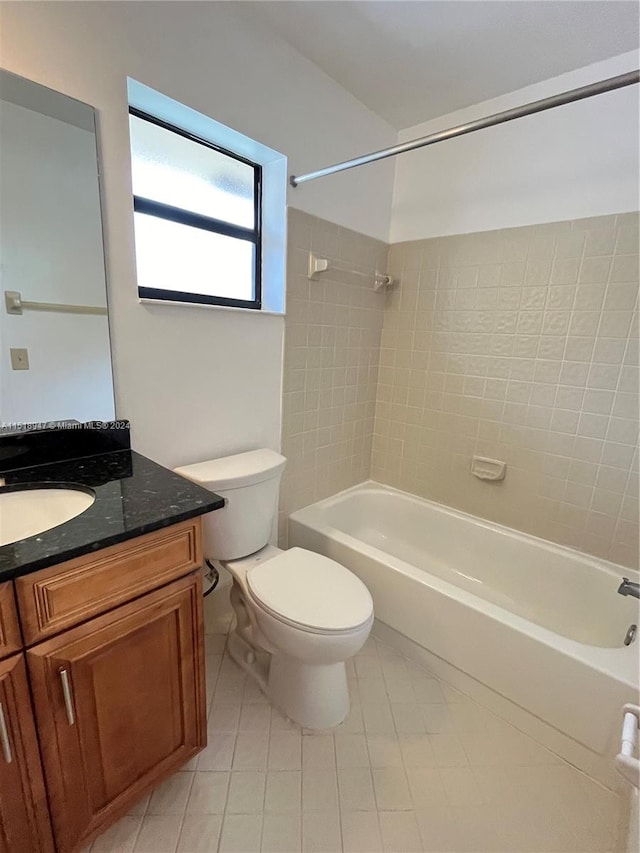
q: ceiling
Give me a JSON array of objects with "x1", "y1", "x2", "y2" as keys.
[{"x1": 246, "y1": 1, "x2": 640, "y2": 129}]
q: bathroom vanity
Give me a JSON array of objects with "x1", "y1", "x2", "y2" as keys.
[{"x1": 0, "y1": 426, "x2": 224, "y2": 853}]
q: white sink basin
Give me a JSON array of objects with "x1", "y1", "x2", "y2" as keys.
[{"x1": 0, "y1": 487, "x2": 95, "y2": 546}]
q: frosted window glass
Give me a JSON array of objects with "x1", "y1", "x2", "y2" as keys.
[
  {"x1": 129, "y1": 114, "x2": 255, "y2": 228},
  {"x1": 134, "y1": 213, "x2": 255, "y2": 302}
]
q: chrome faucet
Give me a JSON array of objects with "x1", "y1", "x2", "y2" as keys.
[{"x1": 618, "y1": 578, "x2": 640, "y2": 599}]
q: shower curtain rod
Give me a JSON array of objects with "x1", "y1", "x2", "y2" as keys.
[{"x1": 290, "y1": 70, "x2": 639, "y2": 187}]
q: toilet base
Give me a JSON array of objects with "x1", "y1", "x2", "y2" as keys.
[
  {"x1": 227, "y1": 625, "x2": 350, "y2": 729},
  {"x1": 268, "y1": 655, "x2": 350, "y2": 730}
]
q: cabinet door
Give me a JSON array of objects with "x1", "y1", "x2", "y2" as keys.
[
  {"x1": 0, "y1": 654, "x2": 54, "y2": 853},
  {"x1": 27, "y1": 572, "x2": 206, "y2": 853}
]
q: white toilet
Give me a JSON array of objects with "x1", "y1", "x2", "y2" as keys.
[{"x1": 174, "y1": 449, "x2": 374, "y2": 729}]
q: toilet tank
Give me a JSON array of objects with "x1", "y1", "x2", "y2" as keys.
[{"x1": 174, "y1": 449, "x2": 286, "y2": 561}]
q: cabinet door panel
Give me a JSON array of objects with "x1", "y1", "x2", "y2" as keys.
[
  {"x1": 0, "y1": 654, "x2": 54, "y2": 853},
  {"x1": 27, "y1": 572, "x2": 205, "y2": 853}
]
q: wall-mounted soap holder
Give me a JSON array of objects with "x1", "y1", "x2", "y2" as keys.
[{"x1": 471, "y1": 456, "x2": 506, "y2": 481}]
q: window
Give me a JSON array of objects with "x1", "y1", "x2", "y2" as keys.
[{"x1": 129, "y1": 109, "x2": 262, "y2": 309}]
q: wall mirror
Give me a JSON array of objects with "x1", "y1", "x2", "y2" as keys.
[{"x1": 0, "y1": 69, "x2": 115, "y2": 428}]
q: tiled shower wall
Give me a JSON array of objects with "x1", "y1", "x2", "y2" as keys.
[
  {"x1": 279, "y1": 209, "x2": 387, "y2": 545},
  {"x1": 371, "y1": 213, "x2": 639, "y2": 568}
]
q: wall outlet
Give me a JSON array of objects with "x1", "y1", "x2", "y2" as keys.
[{"x1": 10, "y1": 348, "x2": 30, "y2": 370}]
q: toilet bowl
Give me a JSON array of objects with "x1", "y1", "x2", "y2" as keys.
[
  {"x1": 223, "y1": 545, "x2": 373, "y2": 728},
  {"x1": 174, "y1": 449, "x2": 374, "y2": 729}
]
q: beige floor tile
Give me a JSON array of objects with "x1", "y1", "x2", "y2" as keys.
[
  {"x1": 341, "y1": 811, "x2": 382, "y2": 853},
  {"x1": 421, "y1": 702, "x2": 454, "y2": 733},
  {"x1": 265, "y1": 770, "x2": 302, "y2": 812},
  {"x1": 379, "y1": 656, "x2": 410, "y2": 679},
  {"x1": 391, "y1": 702, "x2": 426, "y2": 733},
  {"x1": 239, "y1": 704, "x2": 272, "y2": 732},
  {"x1": 429, "y1": 733, "x2": 469, "y2": 767},
  {"x1": 499, "y1": 726, "x2": 561, "y2": 765},
  {"x1": 91, "y1": 815, "x2": 142, "y2": 853},
  {"x1": 372, "y1": 766, "x2": 412, "y2": 810},
  {"x1": 147, "y1": 772, "x2": 194, "y2": 815},
  {"x1": 204, "y1": 635, "x2": 227, "y2": 655},
  {"x1": 261, "y1": 812, "x2": 301, "y2": 852},
  {"x1": 208, "y1": 703, "x2": 241, "y2": 732},
  {"x1": 186, "y1": 772, "x2": 230, "y2": 814},
  {"x1": 406, "y1": 766, "x2": 448, "y2": 809},
  {"x1": 398, "y1": 732, "x2": 436, "y2": 768},
  {"x1": 176, "y1": 815, "x2": 223, "y2": 852},
  {"x1": 337, "y1": 767, "x2": 377, "y2": 811},
  {"x1": 244, "y1": 679, "x2": 271, "y2": 704},
  {"x1": 357, "y1": 677, "x2": 389, "y2": 703},
  {"x1": 334, "y1": 733, "x2": 370, "y2": 768},
  {"x1": 233, "y1": 732, "x2": 269, "y2": 770},
  {"x1": 384, "y1": 677, "x2": 416, "y2": 703},
  {"x1": 213, "y1": 675, "x2": 246, "y2": 704},
  {"x1": 361, "y1": 702, "x2": 395, "y2": 734},
  {"x1": 440, "y1": 766, "x2": 485, "y2": 807},
  {"x1": 302, "y1": 734, "x2": 336, "y2": 770},
  {"x1": 133, "y1": 814, "x2": 183, "y2": 852},
  {"x1": 416, "y1": 805, "x2": 468, "y2": 852},
  {"x1": 365, "y1": 734, "x2": 404, "y2": 768},
  {"x1": 378, "y1": 810, "x2": 423, "y2": 852},
  {"x1": 218, "y1": 654, "x2": 244, "y2": 678},
  {"x1": 302, "y1": 768, "x2": 339, "y2": 812},
  {"x1": 412, "y1": 678, "x2": 446, "y2": 703},
  {"x1": 226, "y1": 771, "x2": 266, "y2": 813},
  {"x1": 268, "y1": 731, "x2": 302, "y2": 770},
  {"x1": 448, "y1": 701, "x2": 490, "y2": 733},
  {"x1": 197, "y1": 733, "x2": 236, "y2": 771},
  {"x1": 218, "y1": 813, "x2": 263, "y2": 853},
  {"x1": 302, "y1": 810, "x2": 342, "y2": 853},
  {"x1": 271, "y1": 707, "x2": 300, "y2": 731}
]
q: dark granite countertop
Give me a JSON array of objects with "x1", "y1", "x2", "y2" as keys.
[{"x1": 0, "y1": 449, "x2": 224, "y2": 581}]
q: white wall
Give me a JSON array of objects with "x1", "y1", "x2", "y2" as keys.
[
  {"x1": 0, "y1": 1, "x2": 396, "y2": 467},
  {"x1": 0, "y1": 100, "x2": 115, "y2": 424},
  {"x1": 390, "y1": 52, "x2": 640, "y2": 242}
]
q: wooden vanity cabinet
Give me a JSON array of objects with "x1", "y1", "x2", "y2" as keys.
[
  {"x1": 0, "y1": 654, "x2": 54, "y2": 853},
  {"x1": 28, "y1": 572, "x2": 206, "y2": 852},
  {"x1": 1, "y1": 517, "x2": 207, "y2": 853}
]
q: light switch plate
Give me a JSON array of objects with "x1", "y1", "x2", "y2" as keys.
[{"x1": 10, "y1": 348, "x2": 29, "y2": 370}]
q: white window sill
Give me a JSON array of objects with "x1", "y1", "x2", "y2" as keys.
[{"x1": 138, "y1": 297, "x2": 285, "y2": 317}]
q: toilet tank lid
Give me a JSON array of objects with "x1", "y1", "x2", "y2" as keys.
[{"x1": 174, "y1": 449, "x2": 286, "y2": 491}]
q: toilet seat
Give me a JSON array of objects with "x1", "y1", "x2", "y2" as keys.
[{"x1": 246, "y1": 547, "x2": 373, "y2": 634}]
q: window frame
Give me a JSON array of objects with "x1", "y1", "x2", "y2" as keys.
[{"x1": 129, "y1": 107, "x2": 263, "y2": 310}]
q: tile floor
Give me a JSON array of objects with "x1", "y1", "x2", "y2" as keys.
[{"x1": 87, "y1": 589, "x2": 623, "y2": 853}]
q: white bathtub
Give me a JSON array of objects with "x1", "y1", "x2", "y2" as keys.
[{"x1": 289, "y1": 482, "x2": 639, "y2": 785}]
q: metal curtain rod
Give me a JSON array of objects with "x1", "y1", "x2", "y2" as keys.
[{"x1": 290, "y1": 70, "x2": 640, "y2": 187}]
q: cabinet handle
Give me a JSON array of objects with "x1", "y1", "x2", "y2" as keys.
[
  {"x1": 0, "y1": 701, "x2": 12, "y2": 763},
  {"x1": 59, "y1": 668, "x2": 76, "y2": 726}
]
